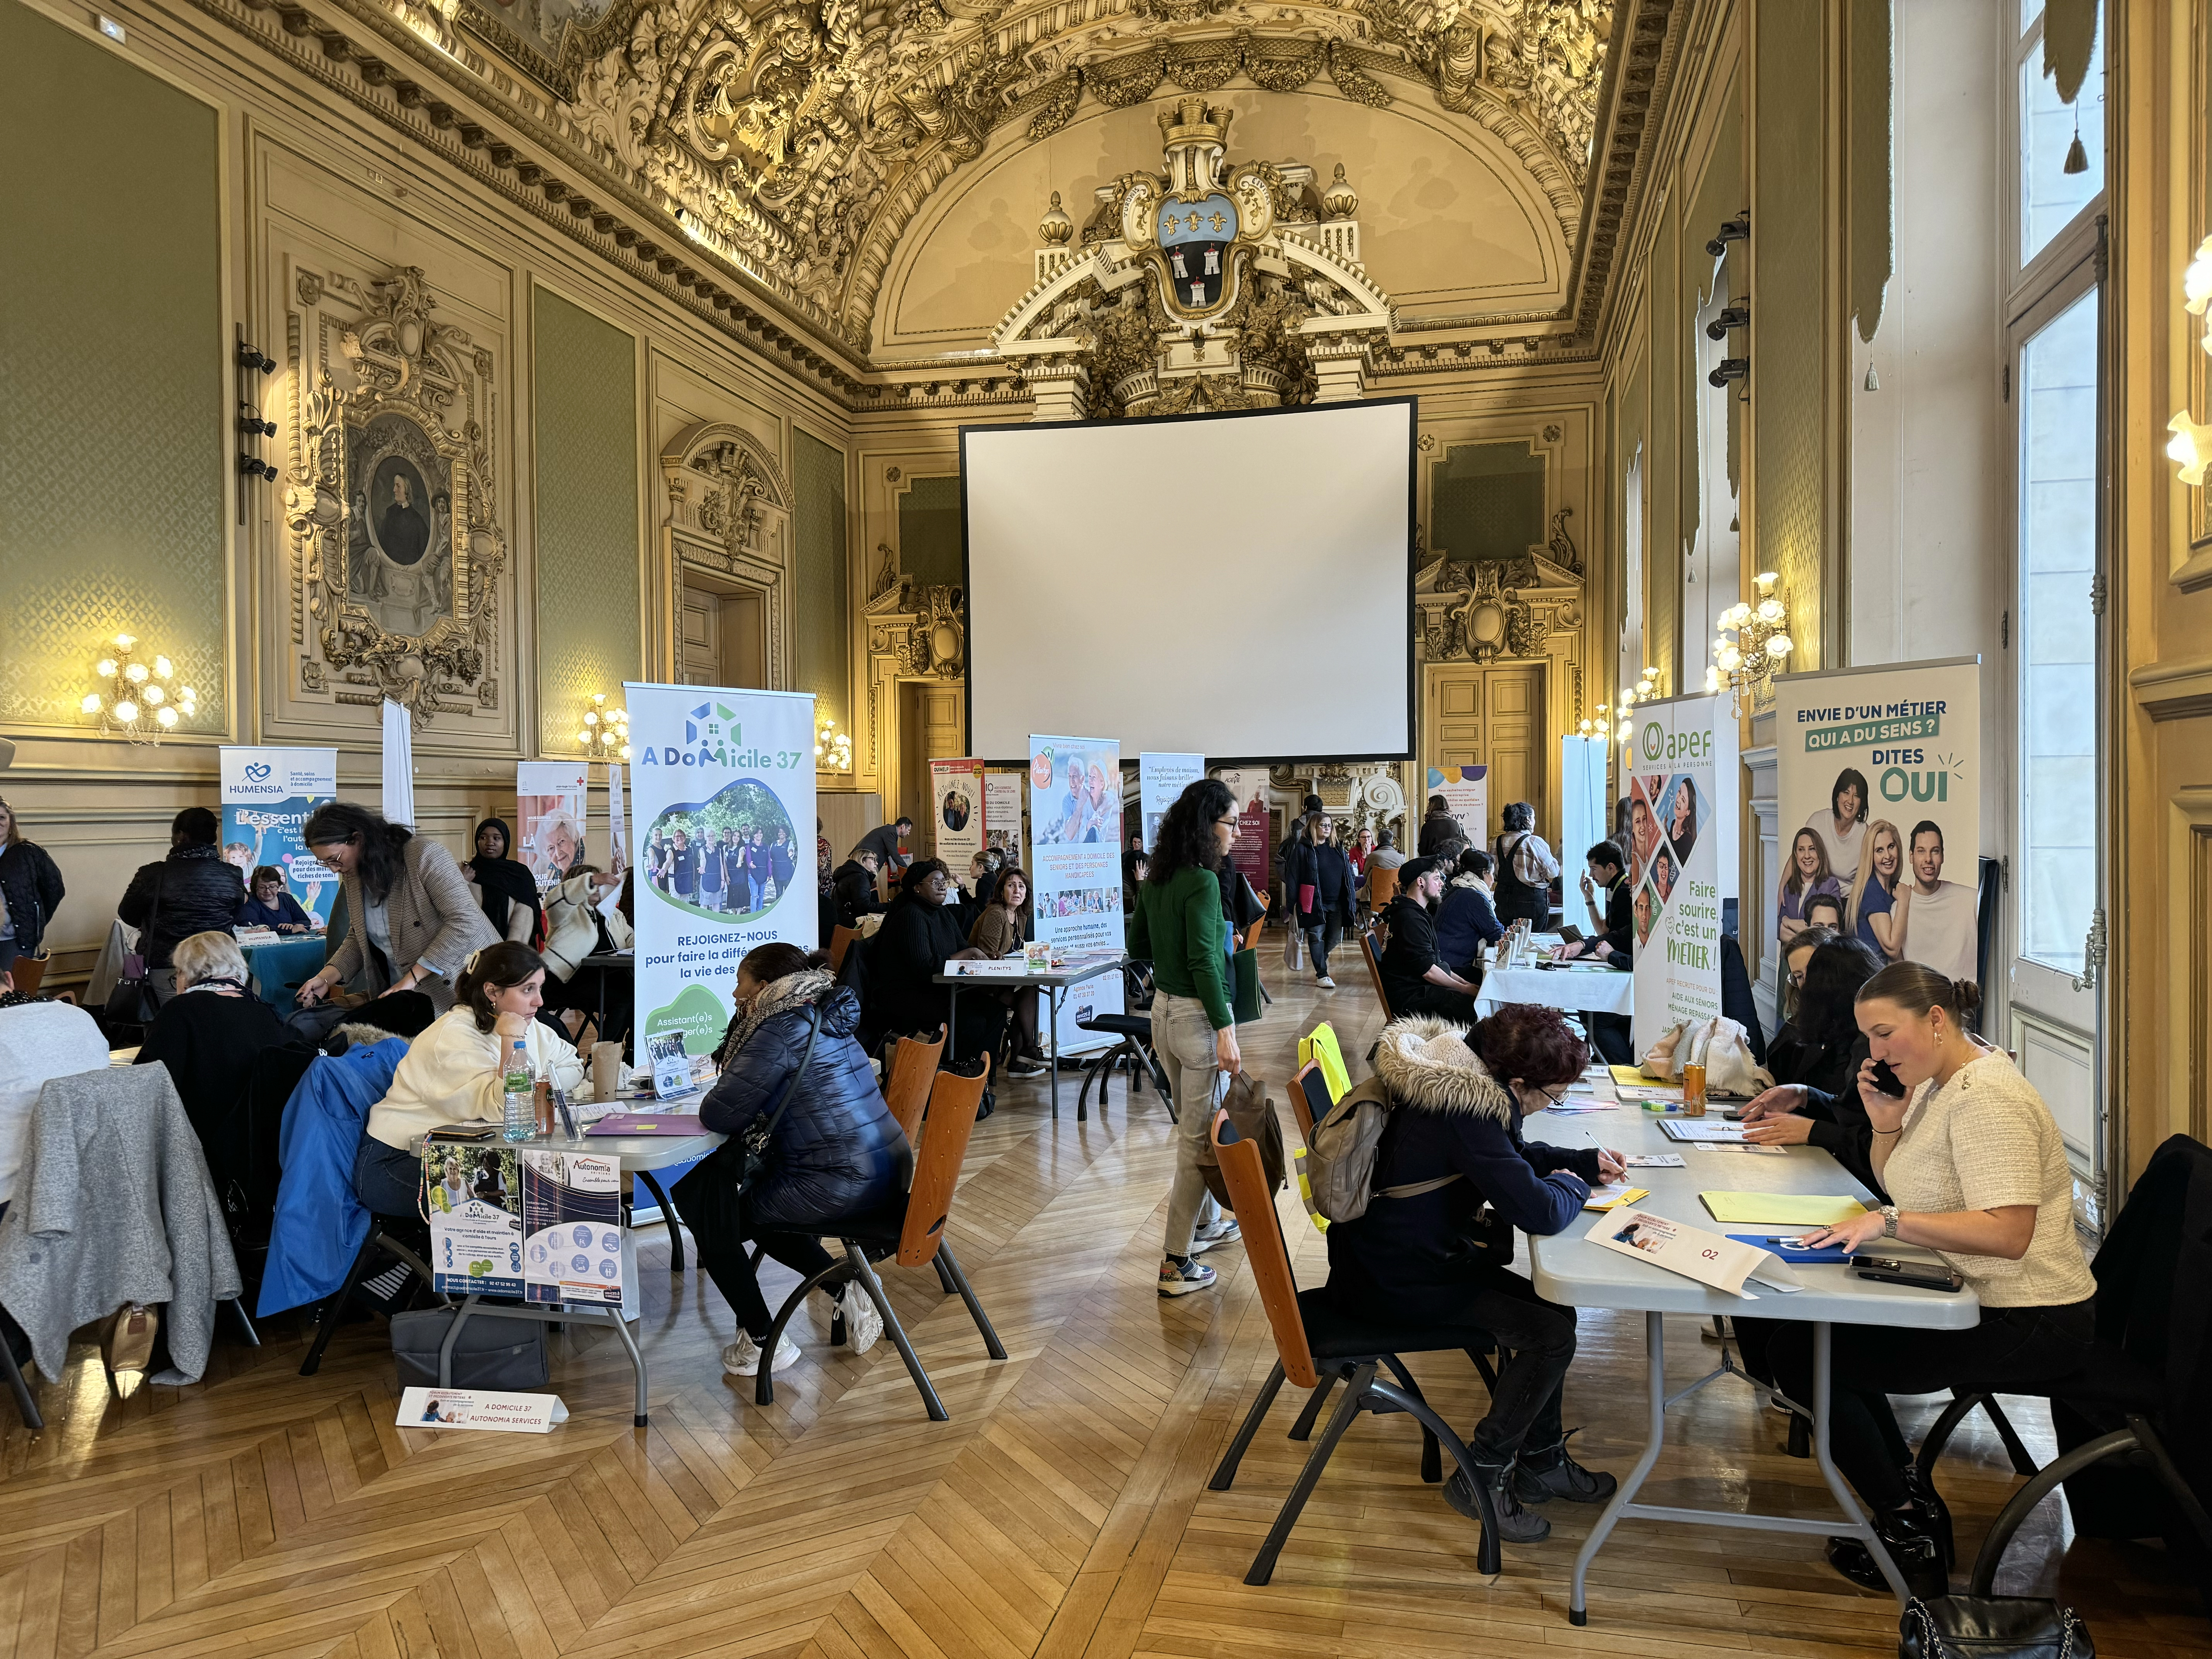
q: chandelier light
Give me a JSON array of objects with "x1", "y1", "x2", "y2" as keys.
[
  {"x1": 1707, "y1": 572, "x2": 1794, "y2": 713},
  {"x1": 577, "y1": 693, "x2": 631, "y2": 760},
  {"x1": 82, "y1": 634, "x2": 197, "y2": 745},
  {"x1": 2166, "y1": 236, "x2": 2212, "y2": 488},
  {"x1": 814, "y1": 715, "x2": 852, "y2": 772}
]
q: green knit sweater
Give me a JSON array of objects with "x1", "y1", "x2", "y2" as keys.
[{"x1": 1128, "y1": 864, "x2": 1231, "y2": 1030}]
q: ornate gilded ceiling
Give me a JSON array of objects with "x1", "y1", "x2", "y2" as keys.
[{"x1": 213, "y1": 0, "x2": 1672, "y2": 398}]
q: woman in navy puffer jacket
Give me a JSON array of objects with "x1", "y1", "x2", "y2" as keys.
[{"x1": 681, "y1": 943, "x2": 910, "y2": 1379}]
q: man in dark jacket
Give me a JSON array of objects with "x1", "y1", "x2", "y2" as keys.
[
  {"x1": 1325, "y1": 1010, "x2": 1622, "y2": 1541},
  {"x1": 831, "y1": 852, "x2": 886, "y2": 929},
  {"x1": 118, "y1": 807, "x2": 246, "y2": 1001},
  {"x1": 1417, "y1": 795, "x2": 1465, "y2": 856},
  {"x1": 0, "y1": 809, "x2": 66, "y2": 982},
  {"x1": 1377, "y1": 858, "x2": 1480, "y2": 1022},
  {"x1": 854, "y1": 818, "x2": 913, "y2": 890},
  {"x1": 868, "y1": 861, "x2": 1005, "y2": 1064},
  {"x1": 1560, "y1": 840, "x2": 1634, "y2": 1061}
]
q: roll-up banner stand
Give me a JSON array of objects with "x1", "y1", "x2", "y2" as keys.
[
  {"x1": 1626, "y1": 695, "x2": 1735, "y2": 1056},
  {"x1": 1213, "y1": 768, "x2": 1272, "y2": 893},
  {"x1": 1427, "y1": 764, "x2": 1489, "y2": 843},
  {"x1": 516, "y1": 761, "x2": 590, "y2": 886},
  {"x1": 1561, "y1": 735, "x2": 1611, "y2": 876},
  {"x1": 220, "y1": 747, "x2": 340, "y2": 927},
  {"x1": 1139, "y1": 752, "x2": 1205, "y2": 852},
  {"x1": 1028, "y1": 734, "x2": 1124, "y2": 1053},
  {"x1": 929, "y1": 757, "x2": 985, "y2": 872},
  {"x1": 982, "y1": 770, "x2": 1025, "y2": 859},
  {"x1": 1774, "y1": 659, "x2": 1981, "y2": 987},
  {"x1": 626, "y1": 684, "x2": 817, "y2": 1062}
]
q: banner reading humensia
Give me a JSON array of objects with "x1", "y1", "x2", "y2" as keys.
[
  {"x1": 1775, "y1": 659, "x2": 1982, "y2": 988},
  {"x1": 626, "y1": 684, "x2": 816, "y2": 1065},
  {"x1": 220, "y1": 746, "x2": 340, "y2": 927},
  {"x1": 1029, "y1": 733, "x2": 1124, "y2": 1053},
  {"x1": 1627, "y1": 696, "x2": 1729, "y2": 1056}
]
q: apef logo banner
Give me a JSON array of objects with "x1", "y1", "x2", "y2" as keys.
[
  {"x1": 220, "y1": 746, "x2": 340, "y2": 927},
  {"x1": 625, "y1": 683, "x2": 816, "y2": 1062},
  {"x1": 1625, "y1": 696, "x2": 1732, "y2": 1057}
]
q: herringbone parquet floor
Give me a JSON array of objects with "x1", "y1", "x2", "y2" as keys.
[{"x1": 3, "y1": 959, "x2": 2207, "y2": 1659}]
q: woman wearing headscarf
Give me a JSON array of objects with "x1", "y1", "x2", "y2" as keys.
[{"x1": 461, "y1": 817, "x2": 543, "y2": 947}]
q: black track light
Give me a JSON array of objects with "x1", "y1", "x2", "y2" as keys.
[
  {"x1": 1704, "y1": 214, "x2": 1749, "y2": 259},
  {"x1": 1705, "y1": 303, "x2": 1750, "y2": 341},
  {"x1": 237, "y1": 342, "x2": 276, "y2": 373},
  {"x1": 1709, "y1": 358, "x2": 1749, "y2": 389},
  {"x1": 238, "y1": 455, "x2": 278, "y2": 481}
]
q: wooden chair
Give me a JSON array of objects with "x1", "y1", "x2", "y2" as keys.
[
  {"x1": 1287, "y1": 1059, "x2": 1327, "y2": 1144},
  {"x1": 828, "y1": 924, "x2": 857, "y2": 973},
  {"x1": 1366, "y1": 863, "x2": 1400, "y2": 914},
  {"x1": 1237, "y1": 905, "x2": 1273, "y2": 1007},
  {"x1": 881, "y1": 1027, "x2": 945, "y2": 1143},
  {"x1": 1204, "y1": 1106, "x2": 1504, "y2": 1585},
  {"x1": 754, "y1": 1058, "x2": 1006, "y2": 1419},
  {"x1": 1358, "y1": 929, "x2": 1396, "y2": 1020}
]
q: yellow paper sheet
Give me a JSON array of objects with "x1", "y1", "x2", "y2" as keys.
[
  {"x1": 1697, "y1": 1192, "x2": 1868, "y2": 1226},
  {"x1": 1582, "y1": 1186, "x2": 1649, "y2": 1212},
  {"x1": 1609, "y1": 1064, "x2": 1664, "y2": 1086}
]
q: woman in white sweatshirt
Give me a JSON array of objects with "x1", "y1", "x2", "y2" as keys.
[{"x1": 354, "y1": 942, "x2": 587, "y2": 1214}]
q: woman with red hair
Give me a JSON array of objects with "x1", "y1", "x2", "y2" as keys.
[{"x1": 1325, "y1": 1004, "x2": 1627, "y2": 1545}]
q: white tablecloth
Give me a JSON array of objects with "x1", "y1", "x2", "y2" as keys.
[{"x1": 1474, "y1": 964, "x2": 1634, "y2": 1018}]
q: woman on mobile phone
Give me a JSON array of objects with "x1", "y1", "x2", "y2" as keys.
[{"x1": 1762, "y1": 962, "x2": 2095, "y2": 1599}]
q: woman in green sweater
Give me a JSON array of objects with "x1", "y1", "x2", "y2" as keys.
[{"x1": 1128, "y1": 778, "x2": 1244, "y2": 1294}]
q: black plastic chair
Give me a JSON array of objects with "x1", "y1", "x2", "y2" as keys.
[
  {"x1": 298, "y1": 1214, "x2": 441, "y2": 1376},
  {"x1": 1913, "y1": 1134, "x2": 2212, "y2": 1599},
  {"x1": 1075, "y1": 961, "x2": 1173, "y2": 1123}
]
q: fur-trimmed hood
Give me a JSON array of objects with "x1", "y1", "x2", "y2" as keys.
[
  {"x1": 1372, "y1": 1015, "x2": 1514, "y2": 1122},
  {"x1": 1448, "y1": 872, "x2": 1490, "y2": 892},
  {"x1": 331, "y1": 1020, "x2": 412, "y2": 1052}
]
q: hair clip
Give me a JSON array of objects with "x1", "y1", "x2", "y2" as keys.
[{"x1": 463, "y1": 948, "x2": 486, "y2": 973}]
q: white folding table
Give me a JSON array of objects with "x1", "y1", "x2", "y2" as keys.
[
  {"x1": 1524, "y1": 1091, "x2": 1979, "y2": 1623},
  {"x1": 414, "y1": 1124, "x2": 724, "y2": 1427},
  {"x1": 1472, "y1": 962, "x2": 1635, "y2": 1020}
]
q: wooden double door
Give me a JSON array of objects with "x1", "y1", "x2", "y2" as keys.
[{"x1": 1424, "y1": 661, "x2": 1546, "y2": 847}]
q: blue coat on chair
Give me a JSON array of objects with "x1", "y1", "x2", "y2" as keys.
[{"x1": 257, "y1": 1038, "x2": 409, "y2": 1316}]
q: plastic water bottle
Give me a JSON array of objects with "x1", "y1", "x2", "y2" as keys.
[{"x1": 501, "y1": 1036, "x2": 534, "y2": 1142}]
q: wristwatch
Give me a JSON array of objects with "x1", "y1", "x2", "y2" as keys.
[{"x1": 1880, "y1": 1204, "x2": 1900, "y2": 1239}]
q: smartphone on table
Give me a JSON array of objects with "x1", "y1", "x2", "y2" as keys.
[{"x1": 1850, "y1": 1255, "x2": 1963, "y2": 1292}]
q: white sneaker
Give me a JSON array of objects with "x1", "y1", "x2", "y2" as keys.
[
  {"x1": 1189, "y1": 1216, "x2": 1242, "y2": 1255},
  {"x1": 839, "y1": 1281, "x2": 885, "y2": 1355},
  {"x1": 722, "y1": 1331, "x2": 801, "y2": 1376},
  {"x1": 1315, "y1": 976, "x2": 1338, "y2": 989}
]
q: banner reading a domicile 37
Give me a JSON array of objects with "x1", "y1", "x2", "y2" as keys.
[
  {"x1": 1775, "y1": 659, "x2": 1981, "y2": 988},
  {"x1": 516, "y1": 762, "x2": 589, "y2": 887},
  {"x1": 1139, "y1": 752, "x2": 1204, "y2": 852},
  {"x1": 1029, "y1": 734, "x2": 1125, "y2": 1053},
  {"x1": 1627, "y1": 696, "x2": 1729, "y2": 1057},
  {"x1": 929, "y1": 758, "x2": 985, "y2": 872},
  {"x1": 220, "y1": 747, "x2": 339, "y2": 928},
  {"x1": 626, "y1": 684, "x2": 816, "y2": 1066}
]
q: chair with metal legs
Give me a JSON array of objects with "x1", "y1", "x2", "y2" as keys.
[
  {"x1": 1204, "y1": 1106, "x2": 1506, "y2": 1586},
  {"x1": 298, "y1": 1215, "x2": 441, "y2": 1376},
  {"x1": 753, "y1": 1058, "x2": 1005, "y2": 1418}
]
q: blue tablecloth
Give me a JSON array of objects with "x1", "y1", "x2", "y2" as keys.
[{"x1": 242, "y1": 936, "x2": 328, "y2": 1006}]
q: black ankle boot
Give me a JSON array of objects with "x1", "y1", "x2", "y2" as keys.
[
  {"x1": 1826, "y1": 1504, "x2": 1948, "y2": 1600},
  {"x1": 1900, "y1": 1465, "x2": 1954, "y2": 1570}
]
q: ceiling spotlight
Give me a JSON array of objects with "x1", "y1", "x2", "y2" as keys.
[
  {"x1": 1709, "y1": 358, "x2": 1749, "y2": 388},
  {"x1": 237, "y1": 342, "x2": 276, "y2": 373},
  {"x1": 1704, "y1": 214, "x2": 1750, "y2": 259},
  {"x1": 1705, "y1": 303, "x2": 1750, "y2": 341},
  {"x1": 238, "y1": 407, "x2": 278, "y2": 436},
  {"x1": 238, "y1": 455, "x2": 278, "y2": 481}
]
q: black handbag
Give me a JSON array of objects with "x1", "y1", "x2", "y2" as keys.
[
  {"x1": 670, "y1": 1007, "x2": 822, "y2": 1249},
  {"x1": 389, "y1": 1306, "x2": 550, "y2": 1390},
  {"x1": 1899, "y1": 1595, "x2": 2094, "y2": 1659},
  {"x1": 104, "y1": 865, "x2": 166, "y2": 1034}
]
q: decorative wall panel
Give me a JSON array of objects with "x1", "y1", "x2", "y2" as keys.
[
  {"x1": 0, "y1": 3, "x2": 224, "y2": 731},
  {"x1": 897, "y1": 475, "x2": 963, "y2": 590},
  {"x1": 1430, "y1": 442, "x2": 1547, "y2": 564},
  {"x1": 793, "y1": 429, "x2": 850, "y2": 735},
  {"x1": 534, "y1": 286, "x2": 641, "y2": 752}
]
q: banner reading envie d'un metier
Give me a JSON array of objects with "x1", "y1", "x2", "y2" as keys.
[
  {"x1": 626, "y1": 684, "x2": 816, "y2": 1062},
  {"x1": 1029, "y1": 733, "x2": 1125, "y2": 1054},
  {"x1": 220, "y1": 747, "x2": 339, "y2": 927},
  {"x1": 1627, "y1": 696, "x2": 1727, "y2": 1057},
  {"x1": 1775, "y1": 658, "x2": 1981, "y2": 988}
]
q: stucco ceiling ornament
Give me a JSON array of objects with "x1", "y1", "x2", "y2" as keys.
[{"x1": 531, "y1": 0, "x2": 1612, "y2": 350}]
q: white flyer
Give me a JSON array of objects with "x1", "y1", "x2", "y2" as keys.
[
  {"x1": 1587, "y1": 1208, "x2": 1803, "y2": 1299},
  {"x1": 397, "y1": 1387, "x2": 569, "y2": 1434}
]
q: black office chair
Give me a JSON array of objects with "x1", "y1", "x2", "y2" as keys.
[
  {"x1": 1913, "y1": 1133, "x2": 2212, "y2": 1602},
  {"x1": 298, "y1": 1214, "x2": 441, "y2": 1376},
  {"x1": 1075, "y1": 961, "x2": 1174, "y2": 1123}
]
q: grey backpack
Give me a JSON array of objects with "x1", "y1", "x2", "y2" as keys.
[{"x1": 1303, "y1": 1079, "x2": 1459, "y2": 1223}]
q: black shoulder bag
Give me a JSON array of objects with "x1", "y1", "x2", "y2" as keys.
[
  {"x1": 105, "y1": 864, "x2": 167, "y2": 1036},
  {"x1": 672, "y1": 1006, "x2": 823, "y2": 1248}
]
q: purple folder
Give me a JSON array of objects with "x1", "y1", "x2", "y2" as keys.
[{"x1": 586, "y1": 1112, "x2": 708, "y2": 1137}]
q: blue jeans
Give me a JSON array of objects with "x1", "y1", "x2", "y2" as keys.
[{"x1": 354, "y1": 1136, "x2": 422, "y2": 1217}]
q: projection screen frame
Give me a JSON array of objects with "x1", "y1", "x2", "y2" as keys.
[{"x1": 958, "y1": 396, "x2": 1419, "y2": 767}]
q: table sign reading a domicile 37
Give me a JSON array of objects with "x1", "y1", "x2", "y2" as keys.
[{"x1": 397, "y1": 1387, "x2": 568, "y2": 1434}]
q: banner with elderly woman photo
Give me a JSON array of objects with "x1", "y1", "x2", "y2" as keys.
[
  {"x1": 1028, "y1": 734, "x2": 1124, "y2": 1053},
  {"x1": 1774, "y1": 659, "x2": 1981, "y2": 991},
  {"x1": 516, "y1": 761, "x2": 590, "y2": 887},
  {"x1": 625, "y1": 684, "x2": 817, "y2": 1066}
]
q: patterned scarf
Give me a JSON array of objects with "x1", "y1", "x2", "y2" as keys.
[{"x1": 713, "y1": 966, "x2": 835, "y2": 1066}]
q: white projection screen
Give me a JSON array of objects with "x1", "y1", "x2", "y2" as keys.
[{"x1": 962, "y1": 398, "x2": 1416, "y2": 762}]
